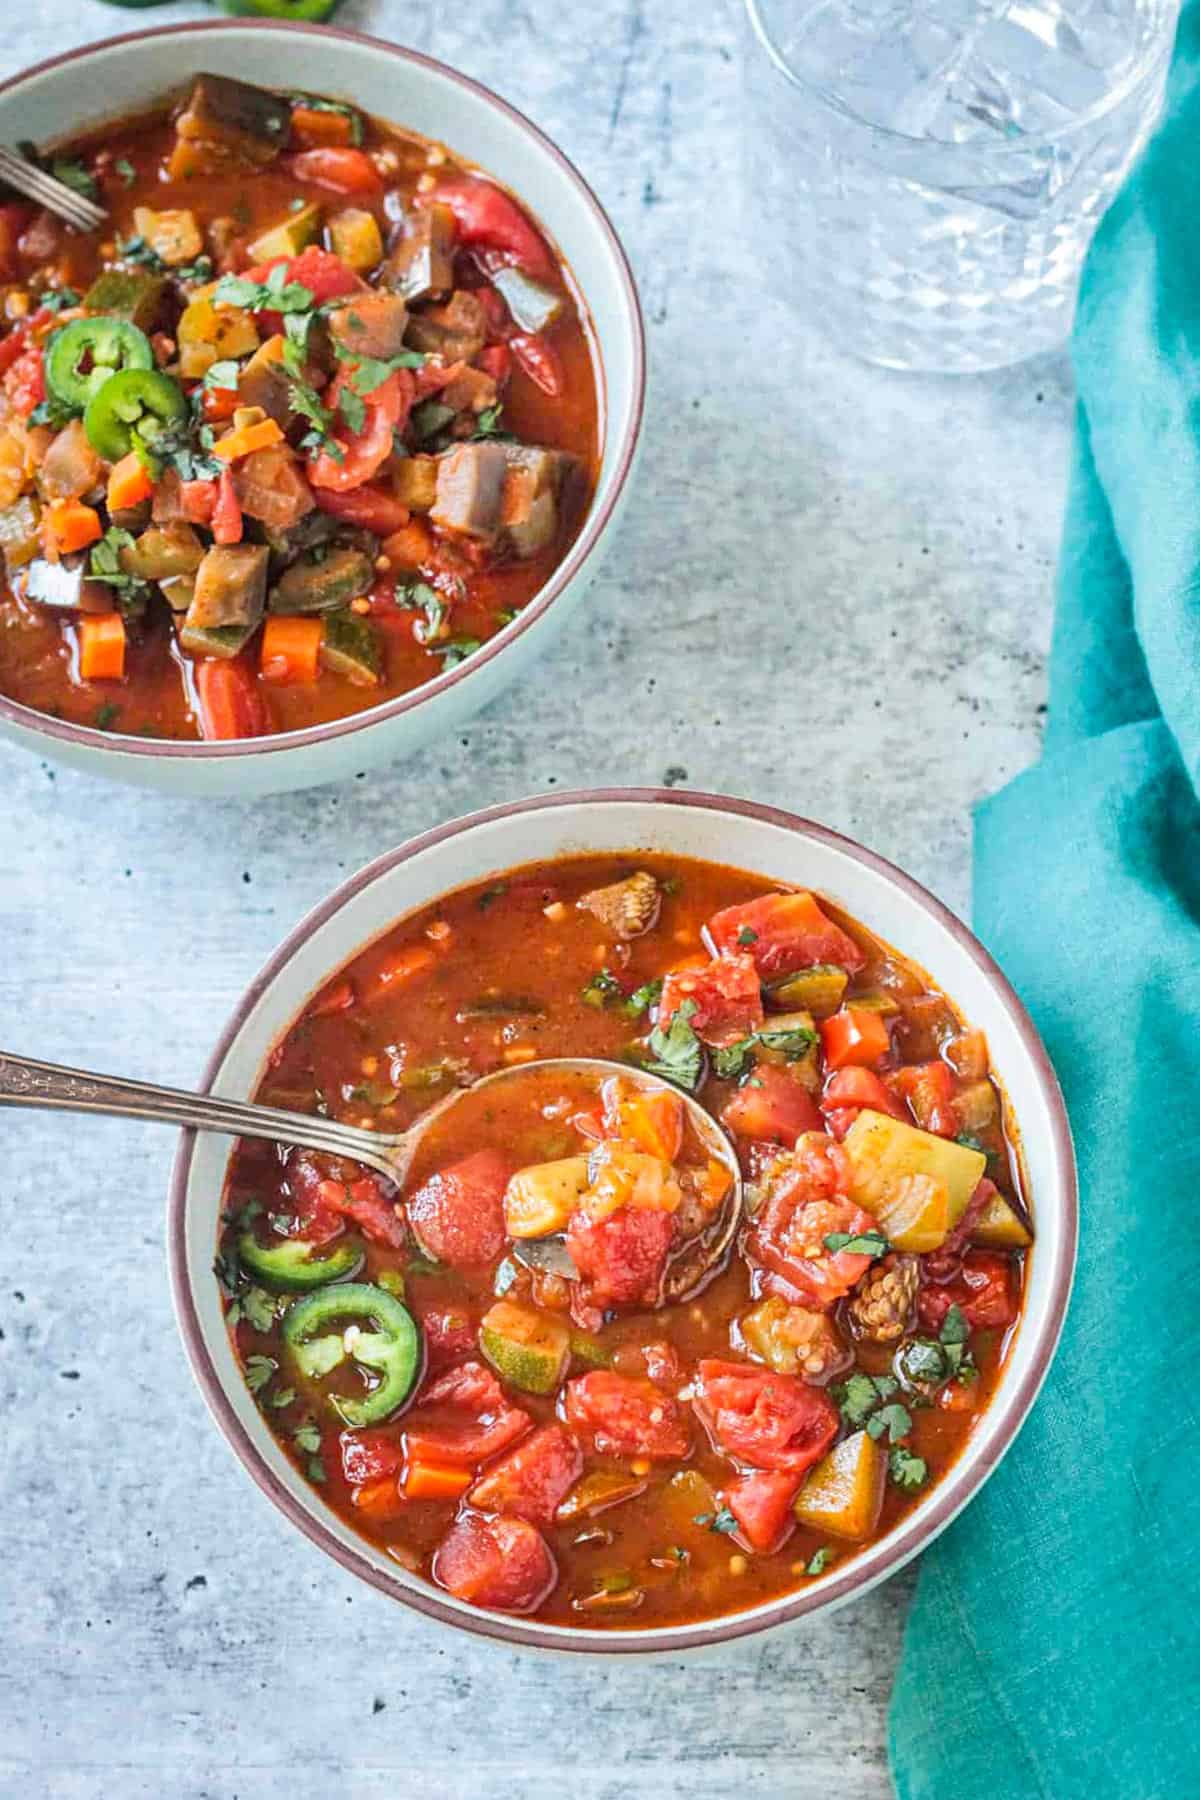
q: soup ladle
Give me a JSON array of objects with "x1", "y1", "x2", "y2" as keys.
[{"x1": 0, "y1": 1050, "x2": 744, "y2": 1302}]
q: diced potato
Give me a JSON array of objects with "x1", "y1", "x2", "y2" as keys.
[
  {"x1": 177, "y1": 295, "x2": 260, "y2": 379},
  {"x1": 247, "y1": 202, "x2": 322, "y2": 265},
  {"x1": 769, "y1": 964, "x2": 848, "y2": 1019},
  {"x1": 794, "y1": 1430, "x2": 886, "y2": 1541},
  {"x1": 504, "y1": 1156, "x2": 590, "y2": 1238},
  {"x1": 393, "y1": 454, "x2": 438, "y2": 513},
  {"x1": 329, "y1": 207, "x2": 384, "y2": 273},
  {"x1": 843, "y1": 1109, "x2": 985, "y2": 1227},
  {"x1": 0, "y1": 495, "x2": 41, "y2": 573},
  {"x1": 133, "y1": 205, "x2": 203, "y2": 268},
  {"x1": 971, "y1": 1190, "x2": 1033, "y2": 1249},
  {"x1": 479, "y1": 1300, "x2": 569, "y2": 1395},
  {"x1": 955, "y1": 1079, "x2": 999, "y2": 1133},
  {"x1": 873, "y1": 1171, "x2": 950, "y2": 1253},
  {"x1": 657, "y1": 1467, "x2": 718, "y2": 1533},
  {"x1": 579, "y1": 1143, "x2": 681, "y2": 1221}
]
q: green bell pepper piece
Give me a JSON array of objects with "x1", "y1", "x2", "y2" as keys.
[
  {"x1": 46, "y1": 317, "x2": 154, "y2": 415},
  {"x1": 83, "y1": 367, "x2": 187, "y2": 462},
  {"x1": 283, "y1": 1281, "x2": 420, "y2": 1426},
  {"x1": 238, "y1": 1230, "x2": 363, "y2": 1292}
]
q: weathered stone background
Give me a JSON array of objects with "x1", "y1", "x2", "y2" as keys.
[{"x1": 0, "y1": 3, "x2": 1072, "y2": 1794}]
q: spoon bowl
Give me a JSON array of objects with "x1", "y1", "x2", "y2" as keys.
[{"x1": 0, "y1": 1049, "x2": 744, "y2": 1298}]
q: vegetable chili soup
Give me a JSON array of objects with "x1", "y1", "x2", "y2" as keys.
[
  {"x1": 217, "y1": 855, "x2": 1032, "y2": 1628},
  {"x1": 0, "y1": 75, "x2": 598, "y2": 740}
]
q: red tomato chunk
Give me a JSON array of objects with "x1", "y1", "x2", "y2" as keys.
[
  {"x1": 658, "y1": 952, "x2": 764, "y2": 1047},
  {"x1": 724, "y1": 1470, "x2": 801, "y2": 1553},
  {"x1": 706, "y1": 892, "x2": 866, "y2": 978},
  {"x1": 918, "y1": 1250, "x2": 1019, "y2": 1333},
  {"x1": 340, "y1": 1430, "x2": 403, "y2": 1486},
  {"x1": 432, "y1": 1513, "x2": 557, "y2": 1614},
  {"x1": 404, "y1": 1362, "x2": 531, "y2": 1467},
  {"x1": 565, "y1": 1205, "x2": 675, "y2": 1309},
  {"x1": 563, "y1": 1371, "x2": 690, "y2": 1460},
  {"x1": 408, "y1": 1151, "x2": 510, "y2": 1267},
  {"x1": 467, "y1": 1423, "x2": 582, "y2": 1527},
  {"x1": 693, "y1": 1361, "x2": 839, "y2": 1476},
  {"x1": 721, "y1": 1066, "x2": 823, "y2": 1147}
]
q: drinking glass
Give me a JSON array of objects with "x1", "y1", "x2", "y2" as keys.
[{"x1": 742, "y1": 0, "x2": 1181, "y2": 372}]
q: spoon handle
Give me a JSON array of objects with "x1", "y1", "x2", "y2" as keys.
[{"x1": 0, "y1": 1050, "x2": 403, "y2": 1182}]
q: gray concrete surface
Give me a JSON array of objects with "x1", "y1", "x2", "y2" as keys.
[{"x1": 0, "y1": 2, "x2": 1074, "y2": 1795}]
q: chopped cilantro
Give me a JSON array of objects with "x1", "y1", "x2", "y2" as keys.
[
  {"x1": 805, "y1": 1546, "x2": 833, "y2": 1576},
  {"x1": 833, "y1": 1371, "x2": 899, "y2": 1429},
  {"x1": 268, "y1": 1385, "x2": 296, "y2": 1410},
  {"x1": 709, "y1": 1508, "x2": 739, "y2": 1536},
  {"x1": 622, "y1": 977, "x2": 663, "y2": 1019},
  {"x1": 39, "y1": 287, "x2": 80, "y2": 315},
  {"x1": 93, "y1": 703, "x2": 120, "y2": 732},
  {"x1": 955, "y1": 1133, "x2": 987, "y2": 1155},
  {"x1": 430, "y1": 637, "x2": 481, "y2": 668},
  {"x1": 889, "y1": 1447, "x2": 929, "y2": 1493},
  {"x1": 117, "y1": 234, "x2": 167, "y2": 272},
  {"x1": 203, "y1": 359, "x2": 241, "y2": 393},
  {"x1": 405, "y1": 583, "x2": 446, "y2": 645},
  {"x1": 216, "y1": 263, "x2": 316, "y2": 316},
  {"x1": 28, "y1": 395, "x2": 74, "y2": 430},
  {"x1": 49, "y1": 158, "x2": 97, "y2": 200},
  {"x1": 865, "y1": 1401, "x2": 913, "y2": 1444},
  {"x1": 581, "y1": 967, "x2": 624, "y2": 1009},
  {"x1": 293, "y1": 1422, "x2": 322, "y2": 1455},
  {"x1": 940, "y1": 1304, "x2": 970, "y2": 1347},
  {"x1": 896, "y1": 1338, "x2": 948, "y2": 1388},
  {"x1": 641, "y1": 998, "x2": 703, "y2": 1093},
  {"x1": 823, "y1": 1227, "x2": 890, "y2": 1258},
  {"x1": 736, "y1": 925, "x2": 758, "y2": 947},
  {"x1": 712, "y1": 1039, "x2": 757, "y2": 1082},
  {"x1": 338, "y1": 384, "x2": 367, "y2": 435},
  {"x1": 243, "y1": 1354, "x2": 277, "y2": 1395},
  {"x1": 114, "y1": 158, "x2": 136, "y2": 187},
  {"x1": 756, "y1": 1024, "x2": 818, "y2": 1061},
  {"x1": 240, "y1": 1286, "x2": 276, "y2": 1333},
  {"x1": 306, "y1": 1455, "x2": 327, "y2": 1484}
]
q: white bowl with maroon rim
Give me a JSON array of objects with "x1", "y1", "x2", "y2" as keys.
[
  {"x1": 0, "y1": 24, "x2": 644, "y2": 795},
  {"x1": 168, "y1": 788, "x2": 1077, "y2": 1655}
]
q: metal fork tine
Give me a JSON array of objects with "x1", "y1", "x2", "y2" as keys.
[{"x1": 0, "y1": 146, "x2": 106, "y2": 232}]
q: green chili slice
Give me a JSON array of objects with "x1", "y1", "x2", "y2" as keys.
[
  {"x1": 283, "y1": 1281, "x2": 421, "y2": 1426},
  {"x1": 46, "y1": 317, "x2": 154, "y2": 414},
  {"x1": 216, "y1": 0, "x2": 344, "y2": 19},
  {"x1": 238, "y1": 1229, "x2": 363, "y2": 1293},
  {"x1": 83, "y1": 367, "x2": 188, "y2": 461}
]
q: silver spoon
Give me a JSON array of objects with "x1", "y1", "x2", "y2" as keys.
[
  {"x1": 0, "y1": 147, "x2": 106, "y2": 233},
  {"x1": 0, "y1": 1051, "x2": 743, "y2": 1303}
]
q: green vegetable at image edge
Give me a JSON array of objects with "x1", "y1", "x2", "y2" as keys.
[
  {"x1": 46, "y1": 317, "x2": 153, "y2": 413},
  {"x1": 282, "y1": 1282, "x2": 420, "y2": 1427},
  {"x1": 100, "y1": 0, "x2": 344, "y2": 15},
  {"x1": 83, "y1": 367, "x2": 187, "y2": 462}
]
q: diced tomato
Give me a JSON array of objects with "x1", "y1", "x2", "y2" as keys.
[
  {"x1": 180, "y1": 478, "x2": 218, "y2": 527},
  {"x1": 241, "y1": 245, "x2": 364, "y2": 319},
  {"x1": 477, "y1": 342, "x2": 512, "y2": 386},
  {"x1": 432, "y1": 1512, "x2": 556, "y2": 1614},
  {"x1": 721, "y1": 1066, "x2": 823, "y2": 1147},
  {"x1": 0, "y1": 203, "x2": 31, "y2": 281},
  {"x1": 565, "y1": 1204, "x2": 675, "y2": 1309},
  {"x1": 404, "y1": 1360, "x2": 531, "y2": 1466},
  {"x1": 820, "y1": 1007, "x2": 892, "y2": 1072},
  {"x1": 3, "y1": 348, "x2": 44, "y2": 418},
  {"x1": 308, "y1": 367, "x2": 411, "y2": 492},
  {"x1": 194, "y1": 656, "x2": 273, "y2": 741},
  {"x1": 307, "y1": 976, "x2": 355, "y2": 1018},
  {"x1": 351, "y1": 1473, "x2": 406, "y2": 1521},
  {"x1": 564, "y1": 1371, "x2": 690, "y2": 1460},
  {"x1": 421, "y1": 176, "x2": 554, "y2": 281},
  {"x1": 0, "y1": 320, "x2": 32, "y2": 377},
  {"x1": 474, "y1": 284, "x2": 510, "y2": 335},
  {"x1": 724, "y1": 1470, "x2": 801, "y2": 1553},
  {"x1": 467, "y1": 1423, "x2": 582, "y2": 1527},
  {"x1": 211, "y1": 467, "x2": 243, "y2": 545},
  {"x1": 821, "y1": 1066, "x2": 907, "y2": 1140},
  {"x1": 707, "y1": 892, "x2": 866, "y2": 979},
  {"x1": 917, "y1": 1250, "x2": 1018, "y2": 1333},
  {"x1": 892, "y1": 1060, "x2": 959, "y2": 1137},
  {"x1": 658, "y1": 952, "x2": 764, "y2": 1048},
  {"x1": 407, "y1": 1150, "x2": 510, "y2": 1268},
  {"x1": 340, "y1": 1430, "x2": 403, "y2": 1486},
  {"x1": 750, "y1": 1157, "x2": 880, "y2": 1308},
  {"x1": 202, "y1": 383, "x2": 239, "y2": 423},
  {"x1": 510, "y1": 332, "x2": 564, "y2": 398},
  {"x1": 282, "y1": 1151, "x2": 347, "y2": 1243},
  {"x1": 693, "y1": 1360, "x2": 839, "y2": 1476},
  {"x1": 317, "y1": 1174, "x2": 406, "y2": 1249},
  {"x1": 600, "y1": 1078, "x2": 683, "y2": 1161},
  {"x1": 313, "y1": 482, "x2": 413, "y2": 536},
  {"x1": 421, "y1": 1307, "x2": 478, "y2": 1371},
  {"x1": 287, "y1": 147, "x2": 383, "y2": 196}
]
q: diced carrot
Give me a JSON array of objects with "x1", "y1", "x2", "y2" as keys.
[
  {"x1": 381, "y1": 519, "x2": 434, "y2": 569},
  {"x1": 363, "y1": 944, "x2": 436, "y2": 1004},
  {"x1": 307, "y1": 976, "x2": 356, "y2": 1018},
  {"x1": 351, "y1": 1474, "x2": 406, "y2": 1520},
  {"x1": 78, "y1": 612, "x2": 126, "y2": 682},
  {"x1": 260, "y1": 614, "x2": 323, "y2": 685},
  {"x1": 287, "y1": 148, "x2": 383, "y2": 196},
  {"x1": 106, "y1": 452, "x2": 155, "y2": 514},
  {"x1": 820, "y1": 1007, "x2": 892, "y2": 1072},
  {"x1": 42, "y1": 498, "x2": 102, "y2": 558},
  {"x1": 213, "y1": 417, "x2": 285, "y2": 462},
  {"x1": 290, "y1": 105, "x2": 356, "y2": 150},
  {"x1": 402, "y1": 1461, "x2": 473, "y2": 1501}
]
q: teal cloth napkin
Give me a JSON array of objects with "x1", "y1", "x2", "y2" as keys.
[{"x1": 888, "y1": 13, "x2": 1200, "y2": 1796}]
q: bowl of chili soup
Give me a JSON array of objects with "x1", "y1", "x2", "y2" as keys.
[
  {"x1": 170, "y1": 789, "x2": 1076, "y2": 1654},
  {"x1": 0, "y1": 25, "x2": 643, "y2": 792}
]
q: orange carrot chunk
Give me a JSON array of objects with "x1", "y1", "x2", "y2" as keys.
[
  {"x1": 78, "y1": 612, "x2": 126, "y2": 682},
  {"x1": 260, "y1": 614, "x2": 323, "y2": 685},
  {"x1": 43, "y1": 498, "x2": 102, "y2": 558},
  {"x1": 213, "y1": 417, "x2": 285, "y2": 462},
  {"x1": 290, "y1": 105, "x2": 356, "y2": 150},
  {"x1": 106, "y1": 452, "x2": 155, "y2": 514},
  {"x1": 402, "y1": 1461, "x2": 473, "y2": 1501}
]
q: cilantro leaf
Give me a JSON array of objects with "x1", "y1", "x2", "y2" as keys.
[
  {"x1": 430, "y1": 637, "x2": 481, "y2": 668},
  {"x1": 756, "y1": 1024, "x2": 818, "y2": 1061},
  {"x1": 293, "y1": 1422, "x2": 322, "y2": 1455},
  {"x1": 203, "y1": 359, "x2": 241, "y2": 392},
  {"x1": 93, "y1": 703, "x2": 120, "y2": 732},
  {"x1": 641, "y1": 998, "x2": 703, "y2": 1092},
  {"x1": 889, "y1": 1447, "x2": 929, "y2": 1493},
  {"x1": 805, "y1": 1546, "x2": 833, "y2": 1576},
  {"x1": 117, "y1": 234, "x2": 167, "y2": 273},
  {"x1": 50, "y1": 158, "x2": 97, "y2": 200},
  {"x1": 865, "y1": 1401, "x2": 913, "y2": 1445},
  {"x1": 896, "y1": 1338, "x2": 948, "y2": 1388},
  {"x1": 38, "y1": 287, "x2": 80, "y2": 315},
  {"x1": 736, "y1": 925, "x2": 758, "y2": 947},
  {"x1": 114, "y1": 158, "x2": 136, "y2": 188},
  {"x1": 709, "y1": 1507, "x2": 739, "y2": 1536},
  {"x1": 622, "y1": 977, "x2": 663, "y2": 1019},
  {"x1": 939, "y1": 1304, "x2": 970, "y2": 1348},
  {"x1": 581, "y1": 967, "x2": 624, "y2": 1009},
  {"x1": 338, "y1": 383, "x2": 367, "y2": 435},
  {"x1": 215, "y1": 270, "x2": 314, "y2": 315},
  {"x1": 823, "y1": 1227, "x2": 890, "y2": 1258},
  {"x1": 712, "y1": 1038, "x2": 757, "y2": 1081},
  {"x1": 240, "y1": 1286, "x2": 277, "y2": 1333},
  {"x1": 243, "y1": 1354, "x2": 277, "y2": 1395},
  {"x1": 832, "y1": 1370, "x2": 897, "y2": 1430}
]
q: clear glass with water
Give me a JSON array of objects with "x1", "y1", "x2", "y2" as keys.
[{"x1": 742, "y1": 0, "x2": 1180, "y2": 371}]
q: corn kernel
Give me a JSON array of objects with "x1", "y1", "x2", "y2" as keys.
[
  {"x1": 729, "y1": 1554, "x2": 748, "y2": 1576},
  {"x1": 361, "y1": 1055, "x2": 379, "y2": 1077},
  {"x1": 631, "y1": 1459, "x2": 651, "y2": 1477},
  {"x1": 543, "y1": 901, "x2": 567, "y2": 923},
  {"x1": 504, "y1": 1045, "x2": 537, "y2": 1064}
]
